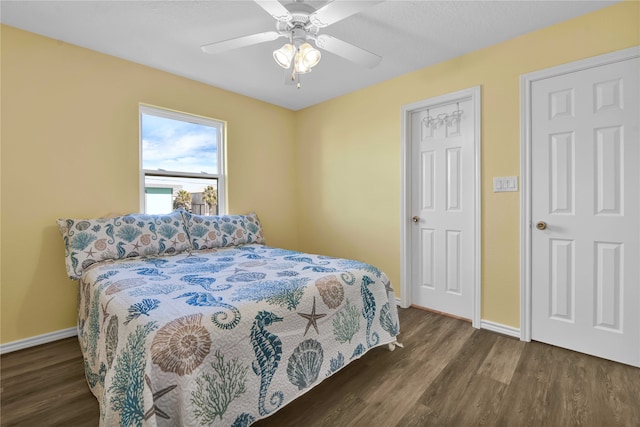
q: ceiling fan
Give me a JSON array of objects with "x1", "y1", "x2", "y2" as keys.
[{"x1": 200, "y1": 0, "x2": 384, "y2": 87}]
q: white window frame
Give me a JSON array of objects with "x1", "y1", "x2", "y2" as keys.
[{"x1": 139, "y1": 104, "x2": 226, "y2": 215}]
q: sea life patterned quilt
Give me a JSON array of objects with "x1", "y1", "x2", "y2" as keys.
[{"x1": 78, "y1": 244, "x2": 400, "y2": 426}]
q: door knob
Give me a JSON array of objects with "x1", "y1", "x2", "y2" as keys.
[
  {"x1": 412, "y1": 216, "x2": 420, "y2": 223},
  {"x1": 536, "y1": 221, "x2": 547, "y2": 230}
]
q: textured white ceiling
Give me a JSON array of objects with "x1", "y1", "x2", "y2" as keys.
[{"x1": 1, "y1": 0, "x2": 618, "y2": 110}]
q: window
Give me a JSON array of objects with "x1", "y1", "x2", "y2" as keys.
[{"x1": 139, "y1": 105, "x2": 225, "y2": 215}]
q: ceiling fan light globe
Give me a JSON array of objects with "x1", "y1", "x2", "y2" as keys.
[
  {"x1": 299, "y1": 43, "x2": 321, "y2": 69},
  {"x1": 294, "y1": 55, "x2": 311, "y2": 74},
  {"x1": 273, "y1": 43, "x2": 295, "y2": 69}
]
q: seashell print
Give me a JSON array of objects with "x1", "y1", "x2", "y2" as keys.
[
  {"x1": 105, "y1": 278, "x2": 147, "y2": 295},
  {"x1": 122, "y1": 215, "x2": 136, "y2": 224},
  {"x1": 139, "y1": 234, "x2": 151, "y2": 245},
  {"x1": 151, "y1": 313, "x2": 211, "y2": 376},
  {"x1": 207, "y1": 231, "x2": 218, "y2": 240},
  {"x1": 286, "y1": 339, "x2": 324, "y2": 390},
  {"x1": 81, "y1": 259, "x2": 98, "y2": 271},
  {"x1": 105, "y1": 315, "x2": 119, "y2": 369},
  {"x1": 143, "y1": 246, "x2": 158, "y2": 256},
  {"x1": 315, "y1": 275, "x2": 344, "y2": 309},
  {"x1": 379, "y1": 302, "x2": 399, "y2": 337},
  {"x1": 75, "y1": 220, "x2": 91, "y2": 231},
  {"x1": 94, "y1": 239, "x2": 107, "y2": 251},
  {"x1": 235, "y1": 229, "x2": 244, "y2": 238},
  {"x1": 177, "y1": 232, "x2": 186, "y2": 242}
]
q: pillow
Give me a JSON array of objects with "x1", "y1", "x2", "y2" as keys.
[
  {"x1": 182, "y1": 212, "x2": 265, "y2": 250},
  {"x1": 57, "y1": 210, "x2": 191, "y2": 280},
  {"x1": 244, "y1": 212, "x2": 266, "y2": 244}
]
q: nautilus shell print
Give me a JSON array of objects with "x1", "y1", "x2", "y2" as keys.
[
  {"x1": 151, "y1": 313, "x2": 212, "y2": 376},
  {"x1": 315, "y1": 275, "x2": 344, "y2": 309},
  {"x1": 94, "y1": 238, "x2": 108, "y2": 251}
]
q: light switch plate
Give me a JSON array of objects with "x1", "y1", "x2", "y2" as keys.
[{"x1": 493, "y1": 176, "x2": 518, "y2": 192}]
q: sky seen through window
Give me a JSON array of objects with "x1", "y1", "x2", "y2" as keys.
[{"x1": 141, "y1": 113, "x2": 218, "y2": 175}]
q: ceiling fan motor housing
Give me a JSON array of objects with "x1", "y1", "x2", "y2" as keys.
[{"x1": 276, "y1": 11, "x2": 319, "y2": 41}]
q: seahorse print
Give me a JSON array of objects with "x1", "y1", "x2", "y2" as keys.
[
  {"x1": 361, "y1": 276, "x2": 379, "y2": 348},
  {"x1": 231, "y1": 413, "x2": 255, "y2": 427},
  {"x1": 175, "y1": 292, "x2": 241, "y2": 330},
  {"x1": 250, "y1": 311, "x2": 284, "y2": 416}
]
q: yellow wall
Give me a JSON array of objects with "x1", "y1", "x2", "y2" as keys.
[
  {"x1": 0, "y1": 25, "x2": 298, "y2": 344},
  {"x1": 294, "y1": 1, "x2": 640, "y2": 327},
  {"x1": 1, "y1": 2, "x2": 638, "y2": 345}
]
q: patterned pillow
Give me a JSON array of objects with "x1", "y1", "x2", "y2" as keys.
[
  {"x1": 244, "y1": 212, "x2": 266, "y2": 244},
  {"x1": 182, "y1": 212, "x2": 265, "y2": 250},
  {"x1": 57, "y1": 210, "x2": 191, "y2": 280}
]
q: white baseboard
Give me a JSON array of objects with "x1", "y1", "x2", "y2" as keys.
[
  {"x1": 480, "y1": 319, "x2": 521, "y2": 339},
  {"x1": 0, "y1": 327, "x2": 78, "y2": 355},
  {"x1": 398, "y1": 303, "x2": 521, "y2": 339}
]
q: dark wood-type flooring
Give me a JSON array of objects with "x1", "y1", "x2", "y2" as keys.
[{"x1": 2, "y1": 307, "x2": 639, "y2": 426}]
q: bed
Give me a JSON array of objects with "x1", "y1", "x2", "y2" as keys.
[{"x1": 57, "y1": 210, "x2": 400, "y2": 426}]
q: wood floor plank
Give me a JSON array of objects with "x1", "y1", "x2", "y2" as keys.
[
  {"x1": 2, "y1": 307, "x2": 639, "y2": 427},
  {"x1": 494, "y1": 341, "x2": 559, "y2": 426},
  {"x1": 415, "y1": 329, "x2": 499, "y2": 425},
  {"x1": 477, "y1": 334, "x2": 525, "y2": 385},
  {"x1": 598, "y1": 358, "x2": 640, "y2": 425},
  {"x1": 348, "y1": 315, "x2": 475, "y2": 426}
]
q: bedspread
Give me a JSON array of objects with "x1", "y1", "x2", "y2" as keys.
[{"x1": 78, "y1": 244, "x2": 400, "y2": 426}]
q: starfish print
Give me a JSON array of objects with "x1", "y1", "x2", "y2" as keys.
[
  {"x1": 144, "y1": 374, "x2": 177, "y2": 421},
  {"x1": 132, "y1": 241, "x2": 141, "y2": 250},
  {"x1": 84, "y1": 247, "x2": 96, "y2": 257},
  {"x1": 171, "y1": 238, "x2": 178, "y2": 247},
  {"x1": 203, "y1": 236, "x2": 210, "y2": 245},
  {"x1": 297, "y1": 296, "x2": 327, "y2": 336}
]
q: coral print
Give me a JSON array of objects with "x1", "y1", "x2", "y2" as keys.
[{"x1": 151, "y1": 313, "x2": 212, "y2": 376}]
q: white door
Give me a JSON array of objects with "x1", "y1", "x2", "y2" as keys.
[
  {"x1": 411, "y1": 97, "x2": 476, "y2": 319},
  {"x1": 531, "y1": 55, "x2": 640, "y2": 366}
]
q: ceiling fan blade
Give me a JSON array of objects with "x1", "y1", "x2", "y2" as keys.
[
  {"x1": 314, "y1": 34, "x2": 381, "y2": 68},
  {"x1": 254, "y1": 0, "x2": 292, "y2": 22},
  {"x1": 201, "y1": 31, "x2": 283, "y2": 54},
  {"x1": 309, "y1": 0, "x2": 384, "y2": 28}
]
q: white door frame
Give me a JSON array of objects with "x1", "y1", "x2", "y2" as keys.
[
  {"x1": 400, "y1": 86, "x2": 482, "y2": 328},
  {"x1": 519, "y1": 46, "x2": 640, "y2": 342}
]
